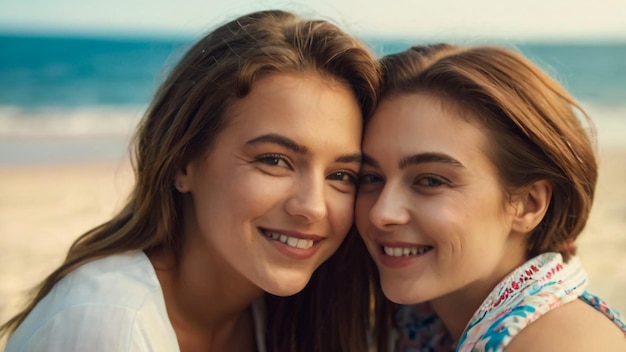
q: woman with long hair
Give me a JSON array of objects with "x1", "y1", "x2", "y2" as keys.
[{"x1": 3, "y1": 10, "x2": 380, "y2": 352}]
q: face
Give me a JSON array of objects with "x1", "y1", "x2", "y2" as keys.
[
  {"x1": 179, "y1": 72, "x2": 362, "y2": 296},
  {"x1": 356, "y1": 93, "x2": 526, "y2": 306}
]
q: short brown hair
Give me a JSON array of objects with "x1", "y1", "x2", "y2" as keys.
[{"x1": 378, "y1": 43, "x2": 597, "y2": 261}]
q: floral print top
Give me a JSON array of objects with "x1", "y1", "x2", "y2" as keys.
[{"x1": 394, "y1": 252, "x2": 626, "y2": 351}]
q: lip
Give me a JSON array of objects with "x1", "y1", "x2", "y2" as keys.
[
  {"x1": 259, "y1": 227, "x2": 324, "y2": 260},
  {"x1": 374, "y1": 240, "x2": 433, "y2": 269}
]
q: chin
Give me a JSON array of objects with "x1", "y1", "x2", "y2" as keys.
[
  {"x1": 264, "y1": 283, "x2": 308, "y2": 297},
  {"x1": 260, "y1": 273, "x2": 312, "y2": 297},
  {"x1": 382, "y1": 288, "x2": 415, "y2": 304},
  {"x1": 380, "y1": 278, "x2": 425, "y2": 305}
]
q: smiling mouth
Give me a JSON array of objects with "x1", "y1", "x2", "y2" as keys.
[
  {"x1": 382, "y1": 245, "x2": 433, "y2": 257},
  {"x1": 262, "y1": 230, "x2": 315, "y2": 249}
]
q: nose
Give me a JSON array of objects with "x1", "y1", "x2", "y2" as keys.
[
  {"x1": 284, "y1": 174, "x2": 327, "y2": 223},
  {"x1": 368, "y1": 183, "x2": 410, "y2": 230}
]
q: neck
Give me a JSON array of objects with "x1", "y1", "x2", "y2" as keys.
[
  {"x1": 149, "y1": 237, "x2": 263, "y2": 351},
  {"x1": 431, "y1": 244, "x2": 528, "y2": 344},
  {"x1": 429, "y1": 282, "x2": 490, "y2": 344}
]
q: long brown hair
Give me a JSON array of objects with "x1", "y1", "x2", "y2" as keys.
[
  {"x1": 1, "y1": 10, "x2": 381, "y2": 351},
  {"x1": 379, "y1": 43, "x2": 597, "y2": 262}
]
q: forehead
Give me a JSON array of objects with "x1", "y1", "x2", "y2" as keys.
[
  {"x1": 230, "y1": 72, "x2": 354, "y2": 119},
  {"x1": 366, "y1": 93, "x2": 474, "y2": 137},
  {"x1": 218, "y1": 72, "x2": 363, "y2": 148},
  {"x1": 363, "y1": 93, "x2": 492, "y2": 166}
]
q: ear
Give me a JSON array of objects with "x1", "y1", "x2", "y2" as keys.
[
  {"x1": 511, "y1": 180, "x2": 552, "y2": 233},
  {"x1": 174, "y1": 164, "x2": 191, "y2": 193}
]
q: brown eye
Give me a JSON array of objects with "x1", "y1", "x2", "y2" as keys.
[
  {"x1": 358, "y1": 173, "x2": 382, "y2": 185},
  {"x1": 416, "y1": 174, "x2": 448, "y2": 187},
  {"x1": 327, "y1": 171, "x2": 357, "y2": 184},
  {"x1": 256, "y1": 154, "x2": 291, "y2": 169}
]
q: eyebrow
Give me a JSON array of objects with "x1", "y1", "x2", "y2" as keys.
[
  {"x1": 246, "y1": 133, "x2": 362, "y2": 164},
  {"x1": 246, "y1": 134, "x2": 308, "y2": 154},
  {"x1": 336, "y1": 153, "x2": 362, "y2": 164},
  {"x1": 399, "y1": 153, "x2": 463, "y2": 169},
  {"x1": 362, "y1": 154, "x2": 380, "y2": 168},
  {"x1": 362, "y1": 152, "x2": 463, "y2": 169}
]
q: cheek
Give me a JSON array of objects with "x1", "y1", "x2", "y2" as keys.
[
  {"x1": 354, "y1": 194, "x2": 375, "y2": 232},
  {"x1": 201, "y1": 174, "x2": 290, "y2": 223},
  {"x1": 233, "y1": 173, "x2": 292, "y2": 200},
  {"x1": 327, "y1": 193, "x2": 356, "y2": 237},
  {"x1": 416, "y1": 200, "x2": 466, "y2": 243}
]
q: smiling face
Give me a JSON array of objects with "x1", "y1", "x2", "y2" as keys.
[
  {"x1": 355, "y1": 93, "x2": 528, "y2": 307},
  {"x1": 177, "y1": 72, "x2": 362, "y2": 296}
]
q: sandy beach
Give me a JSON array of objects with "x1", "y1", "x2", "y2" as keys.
[
  {"x1": 1, "y1": 141, "x2": 625, "y2": 346},
  {"x1": 0, "y1": 156, "x2": 134, "y2": 344}
]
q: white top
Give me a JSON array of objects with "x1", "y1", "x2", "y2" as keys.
[{"x1": 6, "y1": 251, "x2": 267, "y2": 352}]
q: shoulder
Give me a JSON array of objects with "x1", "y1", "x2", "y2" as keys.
[
  {"x1": 506, "y1": 299, "x2": 626, "y2": 352},
  {"x1": 7, "y1": 305, "x2": 179, "y2": 351},
  {"x1": 6, "y1": 251, "x2": 178, "y2": 352},
  {"x1": 46, "y1": 251, "x2": 164, "y2": 311}
]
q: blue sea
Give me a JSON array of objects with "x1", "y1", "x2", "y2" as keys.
[{"x1": 1, "y1": 33, "x2": 625, "y2": 165}]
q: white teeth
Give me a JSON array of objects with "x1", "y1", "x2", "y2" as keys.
[
  {"x1": 383, "y1": 246, "x2": 432, "y2": 257},
  {"x1": 265, "y1": 231, "x2": 314, "y2": 249},
  {"x1": 296, "y1": 239, "x2": 312, "y2": 249},
  {"x1": 287, "y1": 237, "x2": 298, "y2": 247}
]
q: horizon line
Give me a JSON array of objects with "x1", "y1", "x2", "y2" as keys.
[{"x1": 2, "y1": 26, "x2": 626, "y2": 45}]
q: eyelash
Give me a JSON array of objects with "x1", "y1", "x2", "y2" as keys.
[
  {"x1": 357, "y1": 173, "x2": 451, "y2": 189},
  {"x1": 328, "y1": 171, "x2": 358, "y2": 185},
  {"x1": 256, "y1": 154, "x2": 358, "y2": 185},
  {"x1": 358, "y1": 173, "x2": 383, "y2": 185},
  {"x1": 256, "y1": 154, "x2": 292, "y2": 169},
  {"x1": 415, "y1": 174, "x2": 450, "y2": 188}
]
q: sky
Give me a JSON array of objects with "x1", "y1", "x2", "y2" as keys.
[{"x1": 1, "y1": 0, "x2": 625, "y2": 41}]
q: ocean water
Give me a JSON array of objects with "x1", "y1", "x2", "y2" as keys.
[{"x1": 1, "y1": 33, "x2": 625, "y2": 165}]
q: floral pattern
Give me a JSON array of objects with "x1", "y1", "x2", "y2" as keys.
[
  {"x1": 395, "y1": 302, "x2": 453, "y2": 352},
  {"x1": 395, "y1": 252, "x2": 626, "y2": 351}
]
